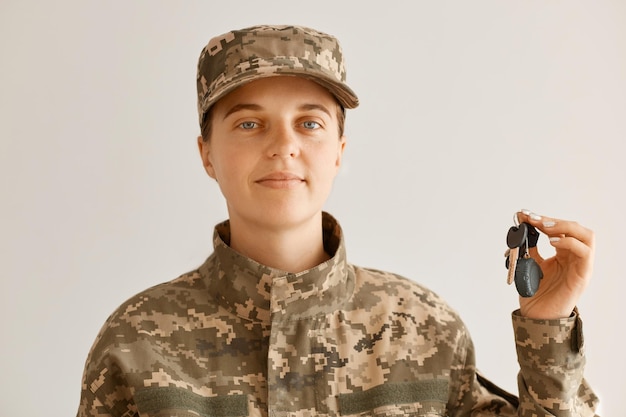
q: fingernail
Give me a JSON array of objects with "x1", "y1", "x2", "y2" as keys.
[
  {"x1": 530, "y1": 213, "x2": 542, "y2": 221},
  {"x1": 543, "y1": 221, "x2": 556, "y2": 228},
  {"x1": 521, "y1": 209, "x2": 531, "y2": 215},
  {"x1": 549, "y1": 236, "x2": 561, "y2": 243}
]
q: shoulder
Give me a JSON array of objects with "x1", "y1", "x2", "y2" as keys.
[
  {"x1": 353, "y1": 265, "x2": 450, "y2": 304},
  {"x1": 350, "y1": 265, "x2": 465, "y2": 326},
  {"x1": 87, "y1": 265, "x2": 211, "y2": 351},
  {"x1": 114, "y1": 268, "x2": 206, "y2": 319}
]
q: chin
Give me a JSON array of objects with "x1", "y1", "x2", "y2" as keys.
[{"x1": 259, "y1": 204, "x2": 322, "y2": 227}]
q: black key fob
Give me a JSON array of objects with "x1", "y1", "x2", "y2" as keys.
[{"x1": 514, "y1": 257, "x2": 543, "y2": 297}]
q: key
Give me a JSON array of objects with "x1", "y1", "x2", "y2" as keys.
[
  {"x1": 506, "y1": 246, "x2": 519, "y2": 285},
  {"x1": 526, "y1": 223, "x2": 539, "y2": 249},
  {"x1": 507, "y1": 223, "x2": 528, "y2": 249},
  {"x1": 505, "y1": 223, "x2": 526, "y2": 284},
  {"x1": 504, "y1": 219, "x2": 543, "y2": 296}
]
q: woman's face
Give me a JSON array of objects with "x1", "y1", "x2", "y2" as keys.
[{"x1": 198, "y1": 76, "x2": 346, "y2": 231}]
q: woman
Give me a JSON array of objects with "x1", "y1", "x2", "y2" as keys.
[{"x1": 77, "y1": 24, "x2": 599, "y2": 417}]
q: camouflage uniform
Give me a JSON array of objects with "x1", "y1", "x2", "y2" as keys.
[{"x1": 77, "y1": 212, "x2": 599, "y2": 417}]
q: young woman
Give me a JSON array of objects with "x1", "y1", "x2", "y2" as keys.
[{"x1": 77, "y1": 25, "x2": 599, "y2": 417}]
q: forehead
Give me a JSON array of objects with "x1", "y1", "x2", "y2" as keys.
[{"x1": 212, "y1": 76, "x2": 339, "y2": 113}]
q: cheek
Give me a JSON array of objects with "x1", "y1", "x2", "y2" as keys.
[
  {"x1": 207, "y1": 145, "x2": 232, "y2": 175},
  {"x1": 212, "y1": 148, "x2": 253, "y2": 183},
  {"x1": 210, "y1": 160, "x2": 233, "y2": 183},
  {"x1": 316, "y1": 148, "x2": 343, "y2": 180}
]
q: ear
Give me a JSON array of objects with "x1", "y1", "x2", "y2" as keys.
[
  {"x1": 335, "y1": 135, "x2": 347, "y2": 168},
  {"x1": 197, "y1": 135, "x2": 217, "y2": 179}
]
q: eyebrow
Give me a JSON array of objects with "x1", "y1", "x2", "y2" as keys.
[
  {"x1": 221, "y1": 103, "x2": 332, "y2": 120},
  {"x1": 298, "y1": 103, "x2": 332, "y2": 118},
  {"x1": 222, "y1": 103, "x2": 263, "y2": 120}
]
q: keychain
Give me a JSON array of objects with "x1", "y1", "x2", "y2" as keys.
[{"x1": 504, "y1": 219, "x2": 543, "y2": 297}]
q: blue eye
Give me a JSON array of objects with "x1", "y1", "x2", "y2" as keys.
[
  {"x1": 239, "y1": 121, "x2": 257, "y2": 129},
  {"x1": 302, "y1": 121, "x2": 320, "y2": 129}
]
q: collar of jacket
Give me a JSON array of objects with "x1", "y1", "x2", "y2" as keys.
[{"x1": 200, "y1": 212, "x2": 356, "y2": 324}]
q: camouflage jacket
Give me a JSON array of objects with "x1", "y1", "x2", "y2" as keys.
[{"x1": 77, "y1": 212, "x2": 599, "y2": 417}]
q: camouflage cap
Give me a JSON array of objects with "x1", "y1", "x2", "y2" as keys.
[{"x1": 196, "y1": 24, "x2": 359, "y2": 126}]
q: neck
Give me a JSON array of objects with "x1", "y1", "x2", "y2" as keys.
[{"x1": 227, "y1": 212, "x2": 329, "y2": 273}]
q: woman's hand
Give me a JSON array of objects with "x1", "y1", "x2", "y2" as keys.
[{"x1": 515, "y1": 210, "x2": 595, "y2": 319}]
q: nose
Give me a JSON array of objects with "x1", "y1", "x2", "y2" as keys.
[{"x1": 267, "y1": 124, "x2": 299, "y2": 158}]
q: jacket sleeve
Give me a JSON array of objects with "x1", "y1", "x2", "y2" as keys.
[
  {"x1": 449, "y1": 309, "x2": 600, "y2": 417},
  {"x1": 76, "y1": 350, "x2": 137, "y2": 417},
  {"x1": 76, "y1": 309, "x2": 139, "y2": 417},
  {"x1": 512, "y1": 309, "x2": 600, "y2": 417}
]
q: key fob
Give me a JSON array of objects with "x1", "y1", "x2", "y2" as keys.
[{"x1": 514, "y1": 257, "x2": 543, "y2": 297}]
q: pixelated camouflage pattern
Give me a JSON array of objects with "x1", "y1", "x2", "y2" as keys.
[
  {"x1": 196, "y1": 25, "x2": 359, "y2": 126},
  {"x1": 77, "y1": 213, "x2": 599, "y2": 417},
  {"x1": 513, "y1": 312, "x2": 599, "y2": 416}
]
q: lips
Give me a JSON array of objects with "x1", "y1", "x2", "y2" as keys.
[{"x1": 256, "y1": 172, "x2": 305, "y2": 189}]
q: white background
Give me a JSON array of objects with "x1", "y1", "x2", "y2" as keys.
[{"x1": 1, "y1": 1, "x2": 623, "y2": 416}]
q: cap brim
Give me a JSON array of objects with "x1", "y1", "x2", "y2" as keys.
[{"x1": 201, "y1": 70, "x2": 359, "y2": 124}]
